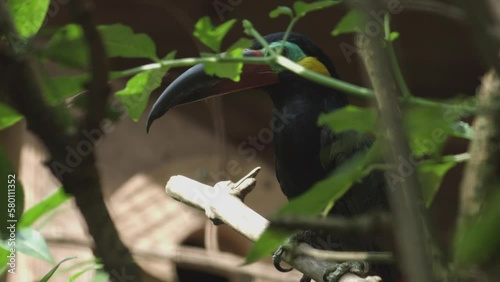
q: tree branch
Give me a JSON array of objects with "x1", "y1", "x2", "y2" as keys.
[
  {"x1": 291, "y1": 244, "x2": 393, "y2": 264},
  {"x1": 457, "y1": 70, "x2": 500, "y2": 280},
  {"x1": 270, "y1": 213, "x2": 392, "y2": 243},
  {"x1": 166, "y1": 168, "x2": 384, "y2": 282},
  {"x1": 0, "y1": 1, "x2": 142, "y2": 280},
  {"x1": 69, "y1": 0, "x2": 110, "y2": 130},
  {"x1": 346, "y1": 1, "x2": 438, "y2": 281}
]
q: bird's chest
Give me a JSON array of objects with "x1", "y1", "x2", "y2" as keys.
[{"x1": 271, "y1": 108, "x2": 326, "y2": 199}]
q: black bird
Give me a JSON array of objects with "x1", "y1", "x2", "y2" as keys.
[{"x1": 147, "y1": 32, "x2": 395, "y2": 281}]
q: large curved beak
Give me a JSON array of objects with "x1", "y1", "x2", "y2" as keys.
[{"x1": 146, "y1": 49, "x2": 278, "y2": 133}]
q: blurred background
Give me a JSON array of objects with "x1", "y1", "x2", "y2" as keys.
[{"x1": 0, "y1": 0, "x2": 485, "y2": 281}]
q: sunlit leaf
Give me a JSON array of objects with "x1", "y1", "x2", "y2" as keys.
[
  {"x1": 331, "y1": 10, "x2": 364, "y2": 36},
  {"x1": 92, "y1": 270, "x2": 109, "y2": 282},
  {"x1": 269, "y1": 6, "x2": 294, "y2": 18},
  {"x1": 194, "y1": 17, "x2": 236, "y2": 53},
  {"x1": 8, "y1": 0, "x2": 50, "y2": 38},
  {"x1": 454, "y1": 189, "x2": 500, "y2": 265},
  {"x1": 389, "y1": 31, "x2": 400, "y2": 42},
  {"x1": 116, "y1": 52, "x2": 176, "y2": 121},
  {"x1": 38, "y1": 256, "x2": 77, "y2": 282},
  {"x1": 202, "y1": 43, "x2": 246, "y2": 81},
  {"x1": 293, "y1": 0, "x2": 341, "y2": 18},
  {"x1": 18, "y1": 187, "x2": 69, "y2": 228},
  {"x1": 0, "y1": 103, "x2": 23, "y2": 130},
  {"x1": 13, "y1": 228, "x2": 53, "y2": 263},
  {"x1": 44, "y1": 24, "x2": 159, "y2": 68},
  {"x1": 418, "y1": 161, "x2": 457, "y2": 207},
  {"x1": 99, "y1": 24, "x2": 159, "y2": 61},
  {"x1": 0, "y1": 246, "x2": 9, "y2": 275},
  {"x1": 246, "y1": 143, "x2": 380, "y2": 263},
  {"x1": 226, "y1": 38, "x2": 253, "y2": 53},
  {"x1": 318, "y1": 105, "x2": 377, "y2": 133},
  {"x1": 0, "y1": 146, "x2": 25, "y2": 238}
]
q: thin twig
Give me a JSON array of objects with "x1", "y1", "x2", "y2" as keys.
[
  {"x1": 270, "y1": 213, "x2": 392, "y2": 242},
  {"x1": 292, "y1": 243, "x2": 393, "y2": 263}
]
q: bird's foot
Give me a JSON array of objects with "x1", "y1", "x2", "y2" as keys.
[
  {"x1": 323, "y1": 261, "x2": 369, "y2": 282},
  {"x1": 272, "y1": 244, "x2": 294, "y2": 272}
]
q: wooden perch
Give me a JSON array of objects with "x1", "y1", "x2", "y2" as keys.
[{"x1": 166, "y1": 167, "x2": 382, "y2": 282}]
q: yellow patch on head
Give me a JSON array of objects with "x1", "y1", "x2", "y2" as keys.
[{"x1": 297, "y1": 57, "x2": 331, "y2": 76}]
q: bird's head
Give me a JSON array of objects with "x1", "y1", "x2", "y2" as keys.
[{"x1": 146, "y1": 32, "x2": 341, "y2": 133}]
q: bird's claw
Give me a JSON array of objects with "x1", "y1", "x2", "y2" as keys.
[
  {"x1": 323, "y1": 261, "x2": 369, "y2": 282},
  {"x1": 272, "y1": 245, "x2": 294, "y2": 272}
]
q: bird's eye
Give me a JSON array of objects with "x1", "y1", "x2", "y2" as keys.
[{"x1": 271, "y1": 44, "x2": 287, "y2": 57}]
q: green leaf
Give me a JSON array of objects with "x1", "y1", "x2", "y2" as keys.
[
  {"x1": 13, "y1": 228, "x2": 53, "y2": 263},
  {"x1": 99, "y1": 24, "x2": 159, "y2": 61},
  {"x1": 451, "y1": 121, "x2": 474, "y2": 140},
  {"x1": 116, "y1": 52, "x2": 176, "y2": 121},
  {"x1": 246, "y1": 143, "x2": 380, "y2": 263},
  {"x1": 404, "y1": 105, "x2": 455, "y2": 157},
  {"x1": 38, "y1": 256, "x2": 77, "y2": 282},
  {"x1": 194, "y1": 17, "x2": 236, "y2": 53},
  {"x1": 8, "y1": 0, "x2": 50, "y2": 38},
  {"x1": 92, "y1": 270, "x2": 109, "y2": 282},
  {"x1": 44, "y1": 24, "x2": 159, "y2": 68},
  {"x1": 41, "y1": 74, "x2": 89, "y2": 105},
  {"x1": 69, "y1": 264, "x2": 104, "y2": 282},
  {"x1": 0, "y1": 102, "x2": 23, "y2": 130},
  {"x1": 293, "y1": 0, "x2": 341, "y2": 18},
  {"x1": 269, "y1": 6, "x2": 294, "y2": 18},
  {"x1": 418, "y1": 162, "x2": 457, "y2": 207},
  {"x1": 0, "y1": 146, "x2": 25, "y2": 238},
  {"x1": 244, "y1": 228, "x2": 291, "y2": 264},
  {"x1": 202, "y1": 52, "x2": 241, "y2": 81},
  {"x1": 226, "y1": 38, "x2": 253, "y2": 53},
  {"x1": 0, "y1": 246, "x2": 9, "y2": 275},
  {"x1": 18, "y1": 187, "x2": 69, "y2": 228},
  {"x1": 454, "y1": 189, "x2": 500, "y2": 265},
  {"x1": 389, "y1": 31, "x2": 400, "y2": 42},
  {"x1": 331, "y1": 10, "x2": 364, "y2": 36},
  {"x1": 43, "y1": 24, "x2": 88, "y2": 68},
  {"x1": 318, "y1": 105, "x2": 377, "y2": 133},
  {"x1": 201, "y1": 37, "x2": 250, "y2": 81}
]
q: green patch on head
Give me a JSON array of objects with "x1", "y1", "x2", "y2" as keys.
[{"x1": 265, "y1": 41, "x2": 306, "y2": 72}]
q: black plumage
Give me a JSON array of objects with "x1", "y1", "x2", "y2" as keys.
[{"x1": 147, "y1": 32, "x2": 396, "y2": 281}]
